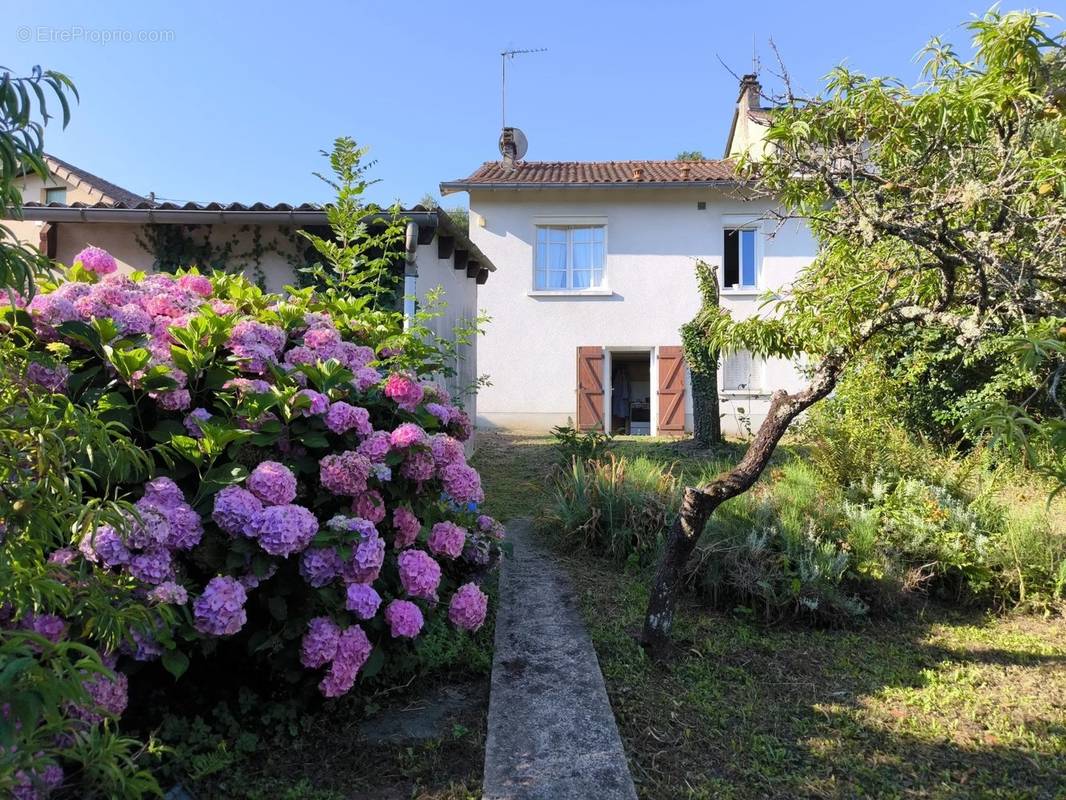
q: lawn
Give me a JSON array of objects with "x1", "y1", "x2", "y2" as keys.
[{"x1": 472, "y1": 432, "x2": 1066, "y2": 800}]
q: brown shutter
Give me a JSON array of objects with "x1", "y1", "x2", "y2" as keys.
[
  {"x1": 576, "y1": 346, "x2": 605, "y2": 431},
  {"x1": 657, "y1": 346, "x2": 686, "y2": 434}
]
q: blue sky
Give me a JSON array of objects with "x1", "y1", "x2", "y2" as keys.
[{"x1": 6, "y1": 1, "x2": 1023, "y2": 208}]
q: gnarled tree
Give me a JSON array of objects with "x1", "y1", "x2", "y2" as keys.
[{"x1": 642, "y1": 9, "x2": 1066, "y2": 656}]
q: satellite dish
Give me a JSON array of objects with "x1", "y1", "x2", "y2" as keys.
[{"x1": 499, "y1": 127, "x2": 528, "y2": 161}]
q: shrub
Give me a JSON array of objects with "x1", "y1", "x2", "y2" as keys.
[
  {"x1": 542, "y1": 454, "x2": 676, "y2": 564},
  {"x1": 8, "y1": 258, "x2": 504, "y2": 702}
]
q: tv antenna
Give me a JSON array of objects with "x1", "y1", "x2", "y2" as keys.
[{"x1": 501, "y1": 47, "x2": 547, "y2": 128}]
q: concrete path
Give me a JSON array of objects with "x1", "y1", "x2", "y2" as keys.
[{"x1": 483, "y1": 519, "x2": 638, "y2": 800}]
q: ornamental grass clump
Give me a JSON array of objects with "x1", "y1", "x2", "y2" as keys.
[{"x1": 8, "y1": 252, "x2": 503, "y2": 704}]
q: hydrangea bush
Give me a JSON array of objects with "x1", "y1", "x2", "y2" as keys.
[{"x1": 13, "y1": 248, "x2": 503, "y2": 703}]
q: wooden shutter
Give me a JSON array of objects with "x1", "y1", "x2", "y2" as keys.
[
  {"x1": 576, "y1": 346, "x2": 605, "y2": 431},
  {"x1": 657, "y1": 346, "x2": 686, "y2": 434}
]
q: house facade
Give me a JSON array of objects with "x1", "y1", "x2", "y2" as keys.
[
  {"x1": 442, "y1": 76, "x2": 816, "y2": 436},
  {"x1": 8, "y1": 156, "x2": 493, "y2": 418}
]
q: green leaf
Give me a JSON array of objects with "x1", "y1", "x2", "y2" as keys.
[
  {"x1": 161, "y1": 649, "x2": 189, "y2": 680},
  {"x1": 361, "y1": 646, "x2": 385, "y2": 679},
  {"x1": 148, "y1": 419, "x2": 188, "y2": 443},
  {"x1": 268, "y1": 596, "x2": 288, "y2": 622}
]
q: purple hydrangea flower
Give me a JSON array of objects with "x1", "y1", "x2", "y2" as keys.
[
  {"x1": 319, "y1": 625, "x2": 372, "y2": 698},
  {"x1": 148, "y1": 581, "x2": 188, "y2": 605},
  {"x1": 26, "y1": 361, "x2": 69, "y2": 393},
  {"x1": 296, "y1": 389, "x2": 330, "y2": 417},
  {"x1": 80, "y1": 525, "x2": 130, "y2": 567},
  {"x1": 300, "y1": 616, "x2": 341, "y2": 668},
  {"x1": 341, "y1": 535, "x2": 386, "y2": 585},
  {"x1": 441, "y1": 463, "x2": 484, "y2": 505},
  {"x1": 212, "y1": 485, "x2": 264, "y2": 536},
  {"x1": 184, "y1": 407, "x2": 212, "y2": 438},
  {"x1": 357, "y1": 430, "x2": 391, "y2": 463},
  {"x1": 324, "y1": 401, "x2": 372, "y2": 436},
  {"x1": 128, "y1": 548, "x2": 172, "y2": 585},
  {"x1": 384, "y1": 600, "x2": 424, "y2": 639},
  {"x1": 300, "y1": 547, "x2": 342, "y2": 588},
  {"x1": 319, "y1": 451, "x2": 371, "y2": 496},
  {"x1": 397, "y1": 549, "x2": 441, "y2": 600},
  {"x1": 401, "y1": 449, "x2": 436, "y2": 482},
  {"x1": 428, "y1": 521, "x2": 467, "y2": 560},
  {"x1": 22, "y1": 613, "x2": 67, "y2": 643},
  {"x1": 392, "y1": 507, "x2": 421, "y2": 549},
  {"x1": 193, "y1": 576, "x2": 247, "y2": 636},
  {"x1": 247, "y1": 460, "x2": 298, "y2": 506},
  {"x1": 353, "y1": 366, "x2": 382, "y2": 392},
  {"x1": 345, "y1": 583, "x2": 382, "y2": 619},
  {"x1": 251, "y1": 504, "x2": 319, "y2": 557},
  {"x1": 449, "y1": 583, "x2": 489, "y2": 631},
  {"x1": 352, "y1": 490, "x2": 385, "y2": 524}
]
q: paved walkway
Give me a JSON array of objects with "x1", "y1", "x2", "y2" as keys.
[{"x1": 483, "y1": 519, "x2": 638, "y2": 800}]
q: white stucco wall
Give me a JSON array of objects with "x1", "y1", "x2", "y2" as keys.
[{"x1": 465, "y1": 187, "x2": 816, "y2": 435}]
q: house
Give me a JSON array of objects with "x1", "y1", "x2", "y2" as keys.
[
  {"x1": 441, "y1": 75, "x2": 815, "y2": 437},
  {"x1": 8, "y1": 155, "x2": 494, "y2": 415}
]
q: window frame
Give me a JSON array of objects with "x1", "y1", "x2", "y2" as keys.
[
  {"x1": 721, "y1": 214, "x2": 763, "y2": 293},
  {"x1": 43, "y1": 186, "x2": 68, "y2": 205},
  {"x1": 531, "y1": 217, "x2": 608, "y2": 294}
]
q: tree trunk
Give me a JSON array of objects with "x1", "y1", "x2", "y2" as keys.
[
  {"x1": 691, "y1": 369, "x2": 721, "y2": 447},
  {"x1": 640, "y1": 360, "x2": 843, "y2": 658}
]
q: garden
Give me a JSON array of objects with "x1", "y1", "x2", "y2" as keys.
[{"x1": 2, "y1": 8, "x2": 1065, "y2": 800}]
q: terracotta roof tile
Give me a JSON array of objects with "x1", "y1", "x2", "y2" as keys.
[{"x1": 442, "y1": 159, "x2": 739, "y2": 190}]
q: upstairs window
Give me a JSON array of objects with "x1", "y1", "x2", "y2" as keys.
[
  {"x1": 721, "y1": 349, "x2": 762, "y2": 391},
  {"x1": 535, "y1": 225, "x2": 605, "y2": 290},
  {"x1": 723, "y1": 227, "x2": 757, "y2": 289},
  {"x1": 44, "y1": 187, "x2": 67, "y2": 205}
]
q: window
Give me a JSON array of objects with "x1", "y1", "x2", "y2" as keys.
[
  {"x1": 723, "y1": 227, "x2": 757, "y2": 289},
  {"x1": 535, "y1": 225, "x2": 605, "y2": 290},
  {"x1": 44, "y1": 187, "x2": 67, "y2": 205},
  {"x1": 721, "y1": 350, "x2": 762, "y2": 391}
]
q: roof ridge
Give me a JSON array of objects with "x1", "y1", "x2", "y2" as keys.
[{"x1": 44, "y1": 153, "x2": 147, "y2": 206}]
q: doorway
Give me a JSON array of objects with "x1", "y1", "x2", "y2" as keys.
[{"x1": 607, "y1": 350, "x2": 652, "y2": 435}]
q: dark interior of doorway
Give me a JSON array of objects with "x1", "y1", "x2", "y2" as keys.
[{"x1": 610, "y1": 351, "x2": 651, "y2": 435}]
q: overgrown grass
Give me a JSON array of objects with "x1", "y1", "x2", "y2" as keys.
[{"x1": 565, "y1": 547, "x2": 1066, "y2": 799}]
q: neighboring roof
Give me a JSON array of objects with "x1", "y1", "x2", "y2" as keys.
[
  {"x1": 441, "y1": 159, "x2": 739, "y2": 193},
  {"x1": 44, "y1": 153, "x2": 147, "y2": 206}
]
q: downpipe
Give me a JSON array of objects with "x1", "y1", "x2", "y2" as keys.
[{"x1": 403, "y1": 220, "x2": 418, "y2": 331}]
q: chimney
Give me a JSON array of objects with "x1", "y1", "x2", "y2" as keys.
[
  {"x1": 679, "y1": 164, "x2": 691, "y2": 180},
  {"x1": 632, "y1": 165, "x2": 644, "y2": 181},
  {"x1": 499, "y1": 127, "x2": 518, "y2": 172},
  {"x1": 738, "y1": 73, "x2": 762, "y2": 110}
]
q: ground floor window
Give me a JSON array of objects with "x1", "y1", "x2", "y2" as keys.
[{"x1": 721, "y1": 349, "x2": 762, "y2": 392}]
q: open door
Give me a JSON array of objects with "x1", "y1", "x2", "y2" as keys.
[
  {"x1": 657, "y1": 346, "x2": 686, "y2": 435},
  {"x1": 576, "y1": 346, "x2": 605, "y2": 431}
]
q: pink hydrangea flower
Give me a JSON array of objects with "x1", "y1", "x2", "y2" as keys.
[
  {"x1": 345, "y1": 583, "x2": 382, "y2": 619},
  {"x1": 325, "y1": 401, "x2": 372, "y2": 436},
  {"x1": 384, "y1": 373, "x2": 424, "y2": 411},
  {"x1": 212, "y1": 485, "x2": 264, "y2": 536},
  {"x1": 338, "y1": 342, "x2": 375, "y2": 370},
  {"x1": 251, "y1": 504, "x2": 319, "y2": 557},
  {"x1": 392, "y1": 507, "x2": 421, "y2": 549},
  {"x1": 74, "y1": 246, "x2": 118, "y2": 276},
  {"x1": 178, "y1": 273, "x2": 213, "y2": 296},
  {"x1": 320, "y1": 625, "x2": 372, "y2": 697},
  {"x1": 428, "y1": 521, "x2": 467, "y2": 560},
  {"x1": 449, "y1": 583, "x2": 488, "y2": 631},
  {"x1": 448, "y1": 409, "x2": 474, "y2": 442},
  {"x1": 352, "y1": 490, "x2": 386, "y2": 524},
  {"x1": 319, "y1": 451, "x2": 371, "y2": 496},
  {"x1": 384, "y1": 600, "x2": 424, "y2": 638},
  {"x1": 247, "y1": 460, "x2": 298, "y2": 506},
  {"x1": 390, "y1": 422, "x2": 427, "y2": 449},
  {"x1": 301, "y1": 616, "x2": 341, "y2": 668},
  {"x1": 397, "y1": 549, "x2": 441, "y2": 600},
  {"x1": 193, "y1": 576, "x2": 247, "y2": 636},
  {"x1": 429, "y1": 434, "x2": 466, "y2": 468}
]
